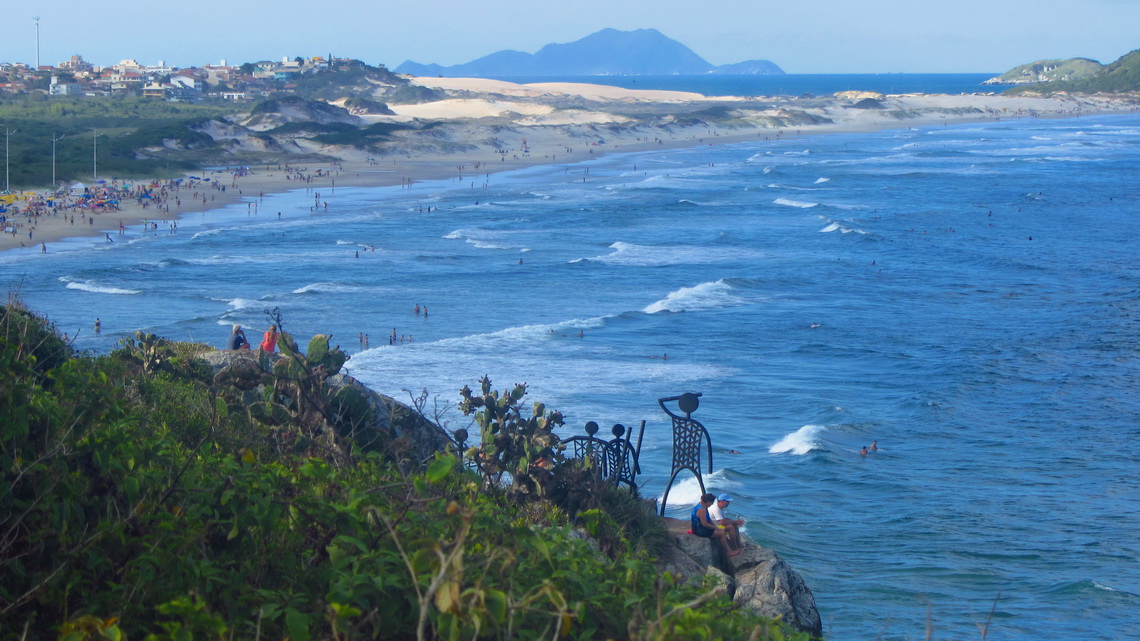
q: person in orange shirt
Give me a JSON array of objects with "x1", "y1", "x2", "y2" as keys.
[{"x1": 260, "y1": 325, "x2": 279, "y2": 352}]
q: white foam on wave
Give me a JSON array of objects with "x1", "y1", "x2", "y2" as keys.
[
  {"x1": 774, "y1": 198, "x2": 819, "y2": 209},
  {"x1": 814, "y1": 177, "x2": 831, "y2": 184},
  {"x1": 611, "y1": 173, "x2": 703, "y2": 191},
  {"x1": 443, "y1": 227, "x2": 517, "y2": 251},
  {"x1": 643, "y1": 279, "x2": 744, "y2": 314},
  {"x1": 660, "y1": 469, "x2": 736, "y2": 511},
  {"x1": 769, "y1": 424, "x2": 827, "y2": 455},
  {"x1": 224, "y1": 298, "x2": 259, "y2": 310},
  {"x1": 768, "y1": 183, "x2": 825, "y2": 192},
  {"x1": 348, "y1": 314, "x2": 734, "y2": 420},
  {"x1": 1042, "y1": 156, "x2": 1102, "y2": 163},
  {"x1": 293, "y1": 282, "x2": 368, "y2": 295},
  {"x1": 191, "y1": 229, "x2": 221, "y2": 240},
  {"x1": 60, "y1": 277, "x2": 141, "y2": 295},
  {"x1": 571, "y1": 242, "x2": 755, "y2": 267},
  {"x1": 819, "y1": 218, "x2": 868, "y2": 235}
]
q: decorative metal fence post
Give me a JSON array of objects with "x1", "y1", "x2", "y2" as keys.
[
  {"x1": 561, "y1": 420, "x2": 646, "y2": 489},
  {"x1": 657, "y1": 392, "x2": 713, "y2": 516}
]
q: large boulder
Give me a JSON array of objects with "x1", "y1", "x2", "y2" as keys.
[
  {"x1": 199, "y1": 349, "x2": 451, "y2": 464},
  {"x1": 729, "y1": 546, "x2": 822, "y2": 638},
  {"x1": 657, "y1": 517, "x2": 821, "y2": 638}
]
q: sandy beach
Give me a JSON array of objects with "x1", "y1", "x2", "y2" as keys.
[{"x1": 2, "y1": 79, "x2": 1133, "y2": 255}]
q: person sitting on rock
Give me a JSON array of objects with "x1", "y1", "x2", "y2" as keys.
[
  {"x1": 709, "y1": 493, "x2": 746, "y2": 551},
  {"x1": 227, "y1": 324, "x2": 250, "y2": 350},
  {"x1": 260, "y1": 325, "x2": 279, "y2": 352},
  {"x1": 692, "y1": 493, "x2": 741, "y2": 557}
]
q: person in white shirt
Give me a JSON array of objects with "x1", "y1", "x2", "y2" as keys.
[{"x1": 708, "y1": 494, "x2": 745, "y2": 551}]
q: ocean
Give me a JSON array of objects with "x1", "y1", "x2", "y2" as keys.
[{"x1": 3, "y1": 98, "x2": 1138, "y2": 639}]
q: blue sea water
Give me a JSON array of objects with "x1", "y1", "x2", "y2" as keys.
[{"x1": 4, "y1": 112, "x2": 1140, "y2": 641}]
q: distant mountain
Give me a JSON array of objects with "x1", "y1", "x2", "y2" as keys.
[
  {"x1": 395, "y1": 28, "x2": 784, "y2": 77},
  {"x1": 710, "y1": 59, "x2": 784, "y2": 75},
  {"x1": 1006, "y1": 49, "x2": 1140, "y2": 94},
  {"x1": 983, "y1": 58, "x2": 1103, "y2": 85}
]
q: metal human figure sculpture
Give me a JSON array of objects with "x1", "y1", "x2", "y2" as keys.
[
  {"x1": 562, "y1": 420, "x2": 646, "y2": 489},
  {"x1": 658, "y1": 392, "x2": 713, "y2": 515}
]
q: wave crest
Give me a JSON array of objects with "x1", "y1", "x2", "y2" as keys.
[
  {"x1": 643, "y1": 280, "x2": 743, "y2": 314},
  {"x1": 769, "y1": 424, "x2": 827, "y2": 455}
]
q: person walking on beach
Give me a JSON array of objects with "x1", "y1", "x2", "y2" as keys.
[{"x1": 260, "y1": 325, "x2": 279, "y2": 352}]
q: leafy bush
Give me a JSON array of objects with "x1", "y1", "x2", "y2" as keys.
[{"x1": 0, "y1": 308, "x2": 810, "y2": 641}]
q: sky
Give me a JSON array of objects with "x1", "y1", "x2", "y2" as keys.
[{"x1": 5, "y1": 0, "x2": 1138, "y2": 74}]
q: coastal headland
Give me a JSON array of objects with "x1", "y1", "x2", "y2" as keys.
[{"x1": 2, "y1": 77, "x2": 1134, "y2": 254}]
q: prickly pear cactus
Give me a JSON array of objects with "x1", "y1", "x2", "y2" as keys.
[
  {"x1": 458, "y1": 375, "x2": 564, "y2": 499},
  {"x1": 218, "y1": 331, "x2": 374, "y2": 459}
]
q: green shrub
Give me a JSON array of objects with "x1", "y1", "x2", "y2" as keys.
[{"x1": 1, "y1": 309, "x2": 809, "y2": 641}]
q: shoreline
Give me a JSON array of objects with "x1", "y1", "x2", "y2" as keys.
[{"x1": 2, "y1": 87, "x2": 1135, "y2": 256}]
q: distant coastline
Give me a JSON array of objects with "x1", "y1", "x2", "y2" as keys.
[
  {"x1": 3, "y1": 77, "x2": 1134, "y2": 255},
  {"x1": 481, "y1": 73, "x2": 1001, "y2": 97}
]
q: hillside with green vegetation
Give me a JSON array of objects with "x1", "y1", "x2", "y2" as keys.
[
  {"x1": 983, "y1": 58, "x2": 1103, "y2": 85},
  {"x1": 0, "y1": 97, "x2": 235, "y2": 188},
  {"x1": 0, "y1": 301, "x2": 811, "y2": 641},
  {"x1": 1006, "y1": 49, "x2": 1140, "y2": 94},
  {"x1": 0, "y1": 61, "x2": 441, "y2": 190}
]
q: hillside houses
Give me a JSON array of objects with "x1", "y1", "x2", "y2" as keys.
[{"x1": 0, "y1": 54, "x2": 357, "y2": 101}]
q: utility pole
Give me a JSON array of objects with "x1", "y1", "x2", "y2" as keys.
[
  {"x1": 3, "y1": 128, "x2": 16, "y2": 193},
  {"x1": 51, "y1": 133, "x2": 65, "y2": 190},
  {"x1": 34, "y1": 17, "x2": 41, "y2": 69},
  {"x1": 92, "y1": 128, "x2": 100, "y2": 180}
]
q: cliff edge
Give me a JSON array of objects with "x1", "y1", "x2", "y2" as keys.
[{"x1": 656, "y1": 519, "x2": 822, "y2": 637}]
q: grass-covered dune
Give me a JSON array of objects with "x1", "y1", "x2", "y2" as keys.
[{"x1": 1, "y1": 301, "x2": 812, "y2": 641}]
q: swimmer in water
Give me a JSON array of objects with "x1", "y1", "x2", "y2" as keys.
[
  {"x1": 870, "y1": 440, "x2": 879, "y2": 451},
  {"x1": 860, "y1": 446, "x2": 868, "y2": 456}
]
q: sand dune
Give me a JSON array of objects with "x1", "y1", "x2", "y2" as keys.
[{"x1": 3, "y1": 78, "x2": 1133, "y2": 254}]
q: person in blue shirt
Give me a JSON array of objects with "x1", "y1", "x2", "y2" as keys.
[
  {"x1": 692, "y1": 493, "x2": 740, "y2": 557},
  {"x1": 227, "y1": 324, "x2": 249, "y2": 350}
]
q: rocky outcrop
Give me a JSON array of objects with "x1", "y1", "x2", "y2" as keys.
[
  {"x1": 659, "y1": 517, "x2": 822, "y2": 638},
  {"x1": 728, "y1": 545, "x2": 822, "y2": 637},
  {"x1": 199, "y1": 349, "x2": 451, "y2": 464}
]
